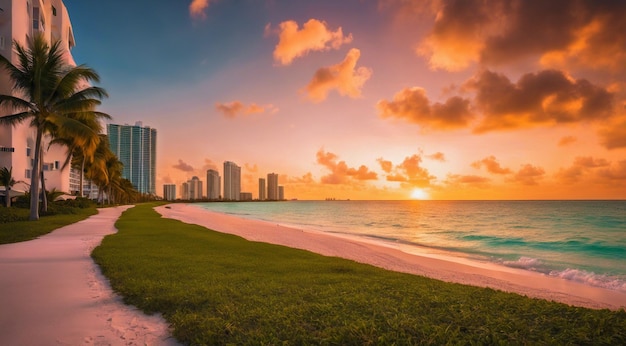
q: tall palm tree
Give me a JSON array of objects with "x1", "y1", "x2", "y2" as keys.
[
  {"x1": 0, "y1": 166, "x2": 17, "y2": 207},
  {"x1": 0, "y1": 33, "x2": 108, "y2": 220}
]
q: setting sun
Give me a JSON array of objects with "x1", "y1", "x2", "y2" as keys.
[{"x1": 410, "y1": 188, "x2": 430, "y2": 200}]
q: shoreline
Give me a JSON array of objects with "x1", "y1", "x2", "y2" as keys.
[{"x1": 156, "y1": 203, "x2": 626, "y2": 310}]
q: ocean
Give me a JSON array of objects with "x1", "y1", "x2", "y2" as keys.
[{"x1": 196, "y1": 200, "x2": 626, "y2": 292}]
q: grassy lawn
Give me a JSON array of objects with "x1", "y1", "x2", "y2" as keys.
[
  {"x1": 0, "y1": 207, "x2": 97, "y2": 244},
  {"x1": 92, "y1": 203, "x2": 626, "y2": 345}
]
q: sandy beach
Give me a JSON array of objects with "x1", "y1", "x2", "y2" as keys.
[
  {"x1": 156, "y1": 203, "x2": 626, "y2": 311},
  {"x1": 0, "y1": 206, "x2": 180, "y2": 346}
]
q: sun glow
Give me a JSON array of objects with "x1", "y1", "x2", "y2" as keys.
[{"x1": 410, "y1": 188, "x2": 430, "y2": 200}]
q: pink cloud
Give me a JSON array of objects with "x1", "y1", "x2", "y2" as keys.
[{"x1": 215, "y1": 101, "x2": 278, "y2": 118}]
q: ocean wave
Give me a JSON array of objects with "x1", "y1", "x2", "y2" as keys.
[
  {"x1": 498, "y1": 257, "x2": 626, "y2": 292},
  {"x1": 549, "y1": 268, "x2": 626, "y2": 292}
]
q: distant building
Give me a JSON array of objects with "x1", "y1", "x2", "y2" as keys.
[
  {"x1": 267, "y1": 173, "x2": 279, "y2": 200},
  {"x1": 188, "y1": 176, "x2": 203, "y2": 200},
  {"x1": 107, "y1": 122, "x2": 157, "y2": 195},
  {"x1": 258, "y1": 178, "x2": 266, "y2": 201},
  {"x1": 206, "y1": 169, "x2": 220, "y2": 200},
  {"x1": 163, "y1": 184, "x2": 176, "y2": 201},
  {"x1": 223, "y1": 161, "x2": 241, "y2": 201},
  {"x1": 240, "y1": 192, "x2": 252, "y2": 201},
  {"x1": 278, "y1": 186, "x2": 284, "y2": 201},
  {"x1": 181, "y1": 182, "x2": 189, "y2": 200}
]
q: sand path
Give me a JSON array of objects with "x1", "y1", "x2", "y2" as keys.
[
  {"x1": 0, "y1": 206, "x2": 180, "y2": 346},
  {"x1": 156, "y1": 203, "x2": 626, "y2": 311}
]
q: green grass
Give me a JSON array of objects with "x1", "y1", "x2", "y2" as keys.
[
  {"x1": 0, "y1": 207, "x2": 97, "y2": 244},
  {"x1": 92, "y1": 203, "x2": 626, "y2": 345}
]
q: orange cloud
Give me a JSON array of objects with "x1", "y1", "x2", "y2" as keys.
[
  {"x1": 270, "y1": 19, "x2": 353, "y2": 65},
  {"x1": 597, "y1": 160, "x2": 626, "y2": 181},
  {"x1": 201, "y1": 158, "x2": 218, "y2": 172},
  {"x1": 512, "y1": 164, "x2": 545, "y2": 186},
  {"x1": 556, "y1": 156, "x2": 610, "y2": 183},
  {"x1": 377, "y1": 158, "x2": 393, "y2": 173},
  {"x1": 215, "y1": 101, "x2": 277, "y2": 118},
  {"x1": 380, "y1": 154, "x2": 436, "y2": 187},
  {"x1": 316, "y1": 149, "x2": 377, "y2": 184},
  {"x1": 173, "y1": 159, "x2": 194, "y2": 172},
  {"x1": 411, "y1": 0, "x2": 626, "y2": 73},
  {"x1": 304, "y1": 49, "x2": 372, "y2": 102},
  {"x1": 426, "y1": 152, "x2": 446, "y2": 162},
  {"x1": 472, "y1": 156, "x2": 512, "y2": 175},
  {"x1": 377, "y1": 87, "x2": 474, "y2": 130},
  {"x1": 598, "y1": 120, "x2": 626, "y2": 149},
  {"x1": 558, "y1": 136, "x2": 577, "y2": 146},
  {"x1": 467, "y1": 69, "x2": 614, "y2": 133},
  {"x1": 445, "y1": 174, "x2": 491, "y2": 188},
  {"x1": 189, "y1": 0, "x2": 213, "y2": 20}
]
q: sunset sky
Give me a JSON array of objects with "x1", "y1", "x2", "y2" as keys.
[{"x1": 64, "y1": 0, "x2": 626, "y2": 200}]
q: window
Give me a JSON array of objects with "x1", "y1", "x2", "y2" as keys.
[
  {"x1": 55, "y1": 161, "x2": 59, "y2": 170},
  {"x1": 25, "y1": 169, "x2": 31, "y2": 179},
  {"x1": 52, "y1": 5, "x2": 56, "y2": 16},
  {"x1": 26, "y1": 147, "x2": 31, "y2": 157},
  {"x1": 32, "y1": 7, "x2": 39, "y2": 30},
  {"x1": 0, "y1": 36, "x2": 5, "y2": 50}
]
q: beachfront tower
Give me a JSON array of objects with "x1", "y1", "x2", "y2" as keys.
[
  {"x1": 267, "y1": 173, "x2": 279, "y2": 201},
  {"x1": 187, "y1": 176, "x2": 202, "y2": 200},
  {"x1": 0, "y1": 0, "x2": 78, "y2": 197},
  {"x1": 223, "y1": 161, "x2": 241, "y2": 201},
  {"x1": 163, "y1": 184, "x2": 176, "y2": 201},
  {"x1": 107, "y1": 122, "x2": 157, "y2": 195},
  {"x1": 206, "y1": 169, "x2": 220, "y2": 200},
  {"x1": 279, "y1": 186, "x2": 284, "y2": 201},
  {"x1": 258, "y1": 178, "x2": 266, "y2": 201}
]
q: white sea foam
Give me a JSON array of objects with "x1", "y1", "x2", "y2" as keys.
[
  {"x1": 549, "y1": 268, "x2": 626, "y2": 292},
  {"x1": 500, "y1": 256, "x2": 544, "y2": 270}
]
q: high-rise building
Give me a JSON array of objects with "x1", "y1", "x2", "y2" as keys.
[
  {"x1": 240, "y1": 192, "x2": 252, "y2": 201},
  {"x1": 0, "y1": 0, "x2": 78, "y2": 197},
  {"x1": 206, "y1": 169, "x2": 220, "y2": 200},
  {"x1": 188, "y1": 176, "x2": 202, "y2": 200},
  {"x1": 267, "y1": 173, "x2": 279, "y2": 200},
  {"x1": 278, "y1": 186, "x2": 285, "y2": 201},
  {"x1": 258, "y1": 178, "x2": 266, "y2": 201},
  {"x1": 223, "y1": 161, "x2": 241, "y2": 201},
  {"x1": 181, "y1": 182, "x2": 189, "y2": 200},
  {"x1": 107, "y1": 122, "x2": 157, "y2": 195},
  {"x1": 163, "y1": 184, "x2": 176, "y2": 201}
]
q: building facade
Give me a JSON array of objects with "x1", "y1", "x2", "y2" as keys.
[
  {"x1": 0, "y1": 0, "x2": 77, "y2": 195},
  {"x1": 278, "y1": 186, "x2": 284, "y2": 201},
  {"x1": 267, "y1": 173, "x2": 279, "y2": 201},
  {"x1": 188, "y1": 176, "x2": 202, "y2": 200},
  {"x1": 240, "y1": 192, "x2": 252, "y2": 201},
  {"x1": 163, "y1": 184, "x2": 176, "y2": 201},
  {"x1": 107, "y1": 122, "x2": 157, "y2": 195},
  {"x1": 223, "y1": 161, "x2": 240, "y2": 201},
  {"x1": 206, "y1": 169, "x2": 220, "y2": 200},
  {"x1": 258, "y1": 178, "x2": 266, "y2": 201}
]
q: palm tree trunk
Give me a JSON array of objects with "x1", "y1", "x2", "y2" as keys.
[
  {"x1": 40, "y1": 146, "x2": 48, "y2": 213},
  {"x1": 29, "y1": 128, "x2": 43, "y2": 220},
  {"x1": 79, "y1": 153, "x2": 85, "y2": 197},
  {"x1": 5, "y1": 187, "x2": 10, "y2": 208}
]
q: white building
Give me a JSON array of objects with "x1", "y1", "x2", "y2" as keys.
[
  {"x1": 0, "y1": 0, "x2": 77, "y2": 195},
  {"x1": 163, "y1": 184, "x2": 176, "y2": 201},
  {"x1": 206, "y1": 169, "x2": 220, "y2": 200},
  {"x1": 223, "y1": 161, "x2": 240, "y2": 201},
  {"x1": 188, "y1": 176, "x2": 202, "y2": 200}
]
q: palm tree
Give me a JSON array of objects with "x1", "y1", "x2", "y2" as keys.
[
  {"x1": 0, "y1": 33, "x2": 108, "y2": 220},
  {"x1": 0, "y1": 166, "x2": 17, "y2": 207}
]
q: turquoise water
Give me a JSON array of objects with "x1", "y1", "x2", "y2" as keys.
[{"x1": 197, "y1": 200, "x2": 626, "y2": 292}]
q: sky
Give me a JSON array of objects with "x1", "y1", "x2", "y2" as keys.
[{"x1": 63, "y1": 0, "x2": 626, "y2": 200}]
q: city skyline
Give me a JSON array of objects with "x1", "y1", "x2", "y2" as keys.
[{"x1": 64, "y1": 1, "x2": 626, "y2": 200}]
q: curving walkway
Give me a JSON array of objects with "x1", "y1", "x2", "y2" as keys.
[{"x1": 0, "y1": 206, "x2": 180, "y2": 346}]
